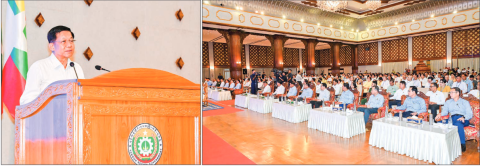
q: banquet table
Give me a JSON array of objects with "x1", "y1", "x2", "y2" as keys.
[
  {"x1": 369, "y1": 118, "x2": 462, "y2": 165},
  {"x1": 272, "y1": 102, "x2": 311, "y2": 123},
  {"x1": 308, "y1": 108, "x2": 365, "y2": 138},
  {"x1": 235, "y1": 94, "x2": 255, "y2": 108},
  {"x1": 208, "y1": 89, "x2": 232, "y2": 101},
  {"x1": 248, "y1": 97, "x2": 278, "y2": 113}
]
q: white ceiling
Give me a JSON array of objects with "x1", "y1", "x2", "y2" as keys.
[{"x1": 290, "y1": 0, "x2": 416, "y2": 18}]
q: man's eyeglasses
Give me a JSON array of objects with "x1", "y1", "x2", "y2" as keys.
[{"x1": 53, "y1": 39, "x2": 76, "y2": 45}]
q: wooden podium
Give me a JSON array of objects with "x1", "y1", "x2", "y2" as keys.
[{"x1": 14, "y1": 68, "x2": 200, "y2": 164}]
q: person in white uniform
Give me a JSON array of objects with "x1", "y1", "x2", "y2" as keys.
[
  {"x1": 451, "y1": 75, "x2": 468, "y2": 93},
  {"x1": 20, "y1": 26, "x2": 85, "y2": 105}
]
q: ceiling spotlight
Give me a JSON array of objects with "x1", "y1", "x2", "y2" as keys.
[
  {"x1": 395, "y1": 22, "x2": 398, "y2": 25},
  {"x1": 255, "y1": 11, "x2": 258, "y2": 13},
  {"x1": 412, "y1": 19, "x2": 415, "y2": 22},
  {"x1": 356, "y1": 29, "x2": 359, "y2": 32},
  {"x1": 351, "y1": 29, "x2": 354, "y2": 31},
  {"x1": 453, "y1": 10, "x2": 457, "y2": 14},
  {"x1": 261, "y1": 11, "x2": 264, "y2": 15},
  {"x1": 283, "y1": 15, "x2": 286, "y2": 19},
  {"x1": 239, "y1": 7, "x2": 243, "y2": 10},
  {"x1": 317, "y1": 23, "x2": 320, "y2": 26},
  {"x1": 204, "y1": 1, "x2": 209, "y2": 4},
  {"x1": 430, "y1": 14, "x2": 434, "y2": 18},
  {"x1": 367, "y1": 28, "x2": 369, "y2": 31},
  {"x1": 301, "y1": 19, "x2": 304, "y2": 22},
  {"x1": 330, "y1": 25, "x2": 333, "y2": 28},
  {"x1": 236, "y1": 6, "x2": 239, "y2": 10},
  {"x1": 340, "y1": 26, "x2": 343, "y2": 29}
]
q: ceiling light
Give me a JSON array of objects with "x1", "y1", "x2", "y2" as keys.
[
  {"x1": 351, "y1": 29, "x2": 354, "y2": 31},
  {"x1": 261, "y1": 11, "x2": 264, "y2": 15},
  {"x1": 453, "y1": 10, "x2": 457, "y2": 14},
  {"x1": 356, "y1": 29, "x2": 359, "y2": 32},
  {"x1": 236, "y1": 6, "x2": 239, "y2": 10},
  {"x1": 340, "y1": 26, "x2": 343, "y2": 29},
  {"x1": 317, "y1": 23, "x2": 320, "y2": 26},
  {"x1": 367, "y1": 28, "x2": 369, "y2": 31},
  {"x1": 330, "y1": 25, "x2": 333, "y2": 28},
  {"x1": 412, "y1": 19, "x2": 415, "y2": 22},
  {"x1": 283, "y1": 15, "x2": 286, "y2": 19},
  {"x1": 255, "y1": 11, "x2": 258, "y2": 13},
  {"x1": 301, "y1": 19, "x2": 304, "y2": 22},
  {"x1": 395, "y1": 22, "x2": 398, "y2": 25},
  {"x1": 430, "y1": 14, "x2": 434, "y2": 18},
  {"x1": 239, "y1": 7, "x2": 243, "y2": 10},
  {"x1": 317, "y1": 0, "x2": 348, "y2": 12},
  {"x1": 204, "y1": 1, "x2": 209, "y2": 4},
  {"x1": 366, "y1": 0, "x2": 382, "y2": 11}
]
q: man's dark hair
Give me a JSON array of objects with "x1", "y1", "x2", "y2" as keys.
[
  {"x1": 410, "y1": 86, "x2": 418, "y2": 94},
  {"x1": 321, "y1": 83, "x2": 327, "y2": 88},
  {"x1": 470, "y1": 75, "x2": 474, "y2": 78},
  {"x1": 428, "y1": 77, "x2": 433, "y2": 81},
  {"x1": 372, "y1": 80, "x2": 377, "y2": 85},
  {"x1": 47, "y1": 25, "x2": 74, "y2": 43},
  {"x1": 432, "y1": 83, "x2": 439, "y2": 88},
  {"x1": 334, "y1": 79, "x2": 339, "y2": 83},
  {"x1": 343, "y1": 83, "x2": 349, "y2": 88},
  {"x1": 252, "y1": 69, "x2": 255, "y2": 72},
  {"x1": 379, "y1": 77, "x2": 383, "y2": 81},
  {"x1": 390, "y1": 79, "x2": 394, "y2": 82},
  {"x1": 400, "y1": 81, "x2": 406, "y2": 86},
  {"x1": 452, "y1": 87, "x2": 461, "y2": 94},
  {"x1": 372, "y1": 86, "x2": 379, "y2": 92}
]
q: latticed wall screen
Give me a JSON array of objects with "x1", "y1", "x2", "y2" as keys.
[
  {"x1": 339, "y1": 46, "x2": 352, "y2": 66},
  {"x1": 249, "y1": 45, "x2": 274, "y2": 67},
  {"x1": 453, "y1": 28, "x2": 480, "y2": 59},
  {"x1": 381, "y1": 38, "x2": 408, "y2": 62},
  {"x1": 202, "y1": 42, "x2": 209, "y2": 68},
  {"x1": 315, "y1": 50, "x2": 321, "y2": 67},
  {"x1": 241, "y1": 45, "x2": 246, "y2": 66},
  {"x1": 412, "y1": 32, "x2": 446, "y2": 60},
  {"x1": 213, "y1": 42, "x2": 229, "y2": 67},
  {"x1": 301, "y1": 49, "x2": 307, "y2": 67},
  {"x1": 284, "y1": 48, "x2": 299, "y2": 67},
  {"x1": 318, "y1": 49, "x2": 331, "y2": 67},
  {"x1": 358, "y1": 42, "x2": 378, "y2": 65}
]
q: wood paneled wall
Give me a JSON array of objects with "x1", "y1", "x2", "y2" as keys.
[
  {"x1": 339, "y1": 46, "x2": 352, "y2": 66},
  {"x1": 358, "y1": 42, "x2": 378, "y2": 65},
  {"x1": 301, "y1": 49, "x2": 307, "y2": 67},
  {"x1": 381, "y1": 38, "x2": 408, "y2": 62},
  {"x1": 453, "y1": 28, "x2": 480, "y2": 59},
  {"x1": 317, "y1": 49, "x2": 331, "y2": 67},
  {"x1": 284, "y1": 48, "x2": 300, "y2": 67},
  {"x1": 412, "y1": 32, "x2": 447, "y2": 61},
  {"x1": 202, "y1": 42, "x2": 209, "y2": 68},
  {"x1": 249, "y1": 45, "x2": 274, "y2": 67},
  {"x1": 212, "y1": 42, "x2": 245, "y2": 67}
]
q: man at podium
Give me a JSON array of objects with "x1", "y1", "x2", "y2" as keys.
[{"x1": 19, "y1": 25, "x2": 85, "y2": 105}]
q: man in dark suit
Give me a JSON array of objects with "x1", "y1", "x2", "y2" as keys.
[
  {"x1": 218, "y1": 73, "x2": 224, "y2": 80},
  {"x1": 250, "y1": 69, "x2": 259, "y2": 95}
]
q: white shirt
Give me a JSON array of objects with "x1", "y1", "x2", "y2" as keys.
[
  {"x1": 334, "y1": 84, "x2": 342, "y2": 95},
  {"x1": 381, "y1": 80, "x2": 390, "y2": 89},
  {"x1": 20, "y1": 54, "x2": 85, "y2": 105},
  {"x1": 451, "y1": 81, "x2": 468, "y2": 93},
  {"x1": 316, "y1": 84, "x2": 322, "y2": 94},
  {"x1": 426, "y1": 91, "x2": 445, "y2": 105},
  {"x1": 243, "y1": 81, "x2": 251, "y2": 87},
  {"x1": 420, "y1": 78, "x2": 428, "y2": 86},
  {"x1": 273, "y1": 85, "x2": 285, "y2": 95},
  {"x1": 424, "y1": 82, "x2": 431, "y2": 89},
  {"x1": 327, "y1": 78, "x2": 332, "y2": 82},
  {"x1": 390, "y1": 88, "x2": 408, "y2": 100},
  {"x1": 468, "y1": 90, "x2": 479, "y2": 99},
  {"x1": 258, "y1": 82, "x2": 263, "y2": 89},
  {"x1": 395, "y1": 77, "x2": 402, "y2": 83},
  {"x1": 219, "y1": 82, "x2": 225, "y2": 88},
  {"x1": 263, "y1": 84, "x2": 271, "y2": 93},
  {"x1": 229, "y1": 83, "x2": 235, "y2": 89}
]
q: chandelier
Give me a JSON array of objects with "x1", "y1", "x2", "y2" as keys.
[
  {"x1": 366, "y1": 0, "x2": 382, "y2": 11},
  {"x1": 317, "y1": 0, "x2": 348, "y2": 12}
]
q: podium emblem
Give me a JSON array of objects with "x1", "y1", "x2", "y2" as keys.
[{"x1": 128, "y1": 123, "x2": 163, "y2": 164}]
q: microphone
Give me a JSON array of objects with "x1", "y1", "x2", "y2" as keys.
[
  {"x1": 70, "y1": 62, "x2": 79, "y2": 79},
  {"x1": 95, "y1": 65, "x2": 111, "y2": 72}
]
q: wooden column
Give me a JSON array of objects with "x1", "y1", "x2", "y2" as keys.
[
  {"x1": 218, "y1": 29, "x2": 249, "y2": 80},
  {"x1": 266, "y1": 35, "x2": 288, "y2": 71},
  {"x1": 328, "y1": 42, "x2": 342, "y2": 76},
  {"x1": 302, "y1": 39, "x2": 318, "y2": 76},
  {"x1": 350, "y1": 45, "x2": 359, "y2": 74}
]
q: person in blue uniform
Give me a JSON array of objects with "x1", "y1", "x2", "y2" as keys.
[{"x1": 250, "y1": 69, "x2": 259, "y2": 95}]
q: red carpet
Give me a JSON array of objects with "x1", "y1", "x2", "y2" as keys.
[
  {"x1": 217, "y1": 99, "x2": 235, "y2": 106},
  {"x1": 203, "y1": 126, "x2": 256, "y2": 165},
  {"x1": 203, "y1": 100, "x2": 244, "y2": 117}
]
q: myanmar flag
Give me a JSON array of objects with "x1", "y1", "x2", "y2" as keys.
[{"x1": 2, "y1": 0, "x2": 28, "y2": 164}]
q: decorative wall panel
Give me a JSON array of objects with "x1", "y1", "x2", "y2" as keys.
[
  {"x1": 381, "y1": 38, "x2": 408, "y2": 62},
  {"x1": 453, "y1": 28, "x2": 480, "y2": 59},
  {"x1": 339, "y1": 46, "x2": 352, "y2": 66},
  {"x1": 318, "y1": 49, "x2": 331, "y2": 67},
  {"x1": 249, "y1": 45, "x2": 274, "y2": 67},
  {"x1": 202, "y1": 42, "x2": 209, "y2": 67},
  {"x1": 241, "y1": 45, "x2": 246, "y2": 66},
  {"x1": 314, "y1": 50, "x2": 321, "y2": 67},
  {"x1": 358, "y1": 42, "x2": 378, "y2": 65},
  {"x1": 302, "y1": 49, "x2": 307, "y2": 67},
  {"x1": 412, "y1": 32, "x2": 447, "y2": 60},
  {"x1": 284, "y1": 48, "x2": 299, "y2": 67},
  {"x1": 213, "y1": 42, "x2": 229, "y2": 67}
]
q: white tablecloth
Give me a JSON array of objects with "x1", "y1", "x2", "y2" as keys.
[
  {"x1": 272, "y1": 102, "x2": 311, "y2": 123},
  {"x1": 235, "y1": 94, "x2": 253, "y2": 108},
  {"x1": 209, "y1": 89, "x2": 232, "y2": 101},
  {"x1": 248, "y1": 97, "x2": 277, "y2": 113},
  {"x1": 369, "y1": 118, "x2": 462, "y2": 165},
  {"x1": 308, "y1": 108, "x2": 366, "y2": 138}
]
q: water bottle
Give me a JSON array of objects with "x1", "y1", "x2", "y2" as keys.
[
  {"x1": 353, "y1": 103, "x2": 357, "y2": 113},
  {"x1": 448, "y1": 114, "x2": 453, "y2": 129},
  {"x1": 399, "y1": 111, "x2": 403, "y2": 122}
]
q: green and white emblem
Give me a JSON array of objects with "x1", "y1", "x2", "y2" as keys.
[{"x1": 128, "y1": 123, "x2": 163, "y2": 165}]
